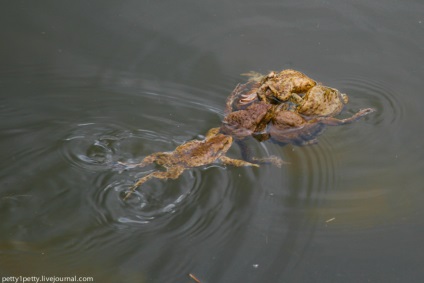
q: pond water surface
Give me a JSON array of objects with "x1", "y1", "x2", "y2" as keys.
[{"x1": 1, "y1": 1, "x2": 424, "y2": 282}]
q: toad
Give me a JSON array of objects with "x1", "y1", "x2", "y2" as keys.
[
  {"x1": 291, "y1": 85, "x2": 349, "y2": 117},
  {"x1": 222, "y1": 77, "x2": 375, "y2": 146},
  {"x1": 118, "y1": 127, "x2": 261, "y2": 200},
  {"x1": 240, "y1": 69, "x2": 317, "y2": 104},
  {"x1": 238, "y1": 70, "x2": 350, "y2": 119},
  {"x1": 221, "y1": 101, "x2": 273, "y2": 139}
]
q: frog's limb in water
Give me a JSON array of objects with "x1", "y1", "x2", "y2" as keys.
[
  {"x1": 119, "y1": 127, "x2": 263, "y2": 200},
  {"x1": 220, "y1": 156, "x2": 260, "y2": 167},
  {"x1": 251, "y1": 156, "x2": 288, "y2": 167},
  {"x1": 224, "y1": 82, "x2": 258, "y2": 114},
  {"x1": 312, "y1": 108, "x2": 376, "y2": 126},
  {"x1": 234, "y1": 139, "x2": 285, "y2": 168},
  {"x1": 123, "y1": 166, "x2": 185, "y2": 200},
  {"x1": 269, "y1": 108, "x2": 375, "y2": 145}
]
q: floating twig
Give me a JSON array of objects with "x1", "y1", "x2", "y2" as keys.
[{"x1": 189, "y1": 273, "x2": 202, "y2": 283}]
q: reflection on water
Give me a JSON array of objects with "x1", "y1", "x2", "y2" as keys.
[{"x1": 2, "y1": 0, "x2": 424, "y2": 282}]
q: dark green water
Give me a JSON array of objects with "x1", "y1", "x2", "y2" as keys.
[{"x1": 1, "y1": 1, "x2": 423, "y2": 282}]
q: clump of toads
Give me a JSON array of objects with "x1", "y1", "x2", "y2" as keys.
[{"x1": 119, "y1": 69, "x2": 375, "y2": 200}]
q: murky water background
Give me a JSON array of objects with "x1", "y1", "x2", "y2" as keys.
[{"x1": 1, "y1": 1, "x2": 424, "y2": 282}]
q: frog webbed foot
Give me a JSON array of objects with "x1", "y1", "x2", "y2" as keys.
[
  {"x1": 353, "y1": 108, "x2": 376, "y2": 118},
  {"x1": 220, "y1": 156, "x2": 260, "y2": 168},
  {"x1": 251, "y1": 155, "x2": 288, "y2": 168},
  {"x1": 240, "y1": 92, "x2": 258, "y2": 105}
]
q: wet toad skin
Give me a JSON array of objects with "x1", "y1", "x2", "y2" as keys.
[
  {"x1": 221, "y1": 101, "x2": 273, "y2": 139},
  {"x1": 118, "y1": 127, "x2": 261, "y2": 200},
  {"x1": 237, "y1": 70, "x2": 350, "y2": 119},
  {"x1": 118, "y1": 69, "x2": 375, "y2": 200},
  {"x1": 240, "y1": 69, "x2": 317, "y2": 104},
  {"x1": 291, "y1": 85, "x2": 349, "y2": 118},
  {"x1": 222, "y1": 70, "x2": 375, "y2": 146}
]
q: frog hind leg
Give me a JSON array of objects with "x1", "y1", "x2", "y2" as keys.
[
  {"x1": 220, "y1": 156, "x2": 259, "y2": 167},
  {"x1": 123, "y1": 165, "x2": 185, "y2": 200},
  {"x1": 318, "y1": 108, "x2": 376, "y2": 126},
  {"x1": 115, "y1": 152, "x2": 169, "y2": 171}
]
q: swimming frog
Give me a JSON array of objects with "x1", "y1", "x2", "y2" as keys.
[
  {"x1": 119, "y1": 127, "x2": 260, "y2": 200},
  {"x1": 291, "y1": 85, "x2": 349, "y2": 117},
  {"x1": 222, "y1": 80, "x2": 375, "y2": 145},
  {"x1": 221, "y1": 101, "x2": 273, "y2": 139},
  {"x1": 240, "y1": 69, "x2": 317, "y2": 104}
]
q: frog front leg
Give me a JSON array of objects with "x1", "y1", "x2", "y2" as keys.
[
  {"x1": 123, "y1": 165, "x2": 185, "y2": 200},
  {"x1": 225, "y1": 83, "x2": 243, "y2": 115}
]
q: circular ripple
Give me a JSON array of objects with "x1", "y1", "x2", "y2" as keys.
[
  {"x1": 339, "y1": 76, "x2": 403, "y2": 127},
  {"x1": 60, "y1": 122, "x2": 136, "y2": 171},
  {"x1": 272, "y1": 137, "x2": 337, "y2": 205},
  {"x1": 95, "y1": 170, "x2": 198, "y2": 226}
]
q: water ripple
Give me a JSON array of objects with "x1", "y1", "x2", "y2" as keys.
[
  {"x1": 339, "y1": 76, "x2": 403, "y2": 127},
  {"x1": 94, "y1": 170, "x2": 198, "y2": 226},
  {"x1": 61, "y1": 122, "x2": 136, "y2": 171}
]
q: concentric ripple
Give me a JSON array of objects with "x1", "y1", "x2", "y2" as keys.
[
  {"x1": 93, "y1": 169, "x2": 199, "y2": 226},
  {"x1": 61, "y1": 122, "x2": 136, "y2": 172},
  {"x1": 339, "y1": 76, "x2": 403, "y2": 127}
]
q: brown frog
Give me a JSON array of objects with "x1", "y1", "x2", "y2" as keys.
[
  {"x1": 119, "y1": 127, "x2": 260, "y2": 200},
  {"x1": 221, "y1": 101, "x2": 273, "y2": 139},
  {"x1": 269, "y1": 108, "x2": 375, "y2": 145},
  {"x1": 240, "y1": 69, "x2": 317, "y2": 104},
  {"x1": 238, "y1": 70, "x2": 350, "y2": 119},
  {"x1": 222, "y1": 76, "x2": 375, "y2": 146},
  {"x1": 291, "y1": 84, "x2": 349, "y2": 117}
]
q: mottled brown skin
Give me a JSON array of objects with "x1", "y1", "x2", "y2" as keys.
[
  {"x1": 120, "y1": 127, "x2": 260, "y2": 200},
  {"x1": 221, "y1": 101, "x2": 273, "y2": 139},
  {"x1": 240, "y1": 69, "x2": 317, "y2": 104},
  {"x1": 270, "y1": 108, "x2": 376, "y2": 145},
  {"x1": 292, "y1": 85, "x2": 349, "y2": 117},
  {"x1": 224, "y1": 70, "x2": 375, "y2": 146}
]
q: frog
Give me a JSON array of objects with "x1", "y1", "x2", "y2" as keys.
[
  {"x1": 237, "y1": 70, "x2": 352, "y2": 119},
  {"x1": 222, "y1": 82, "x2": 280, "y2": 138},
  {"x1": 291, "y1": 84, "x2": 349, "y2": 118},
  {"x1": 220, "y1": 100, "x2": 273, "y2": 139},
  {"x1": 118, "y1": 127, "x2": 261, "y2": 200},
  {"x1": 269, "y1": 107, "x2": 376, "y2": 145},
  {"x1": 239, "y1": 69, "x2": 317, "y2": 104},
  {"x1": 222, "y1": 78, "x2": 375, "y2": 146}
]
